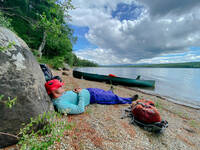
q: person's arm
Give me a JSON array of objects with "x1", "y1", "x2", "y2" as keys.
[
  {"x1": 73, "y1": 88, "x2": 82, "y2": 93},
  {"x1": 56, "y1": 91, "x2": 85, "y2": 114}
]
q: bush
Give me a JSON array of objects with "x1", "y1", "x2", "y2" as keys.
[
  {"x1": 38, "y1": 56, "x2": 65, "y2": 69},
  {"x1": 0, "y1": 11, "x2": 13, "y2": 30},
  {"x1": 18, "y1": 111, "x2": 74, "y2": 150},
  {"x1": 31, "y1": 49, "x2": 40, "y2": 57}
]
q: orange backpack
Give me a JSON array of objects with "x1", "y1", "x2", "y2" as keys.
[{"x1": 131, "y1": 99, "x2": 161, "y2": 124}]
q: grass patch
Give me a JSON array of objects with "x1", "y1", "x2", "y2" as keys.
[
  {"x1": 155, "y1": 101, "x2": 162, "y2": 108},
  {"x1": 85, "y1": 107, "x2": 92, "y2": 115},
  {"x1": 172, "y1": 111, "x2": 191, "y2": 120},
  {"x1": 154, "y1": 101, "x2": 163, "y2": 112},
  {"x1": 189, "y1": 120, "x2": 200, "y2": 129}
]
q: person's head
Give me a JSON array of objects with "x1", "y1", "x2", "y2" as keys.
[{"x1": 45, "y1": 79, "x2": 65, "y2": 99}]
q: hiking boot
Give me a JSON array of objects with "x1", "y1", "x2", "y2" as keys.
[
  {"x1": 132, "y1": 94, "x2": 138, "y2": 101},
  {"x1": 109, "y1": 85, "x2": 114, "y2": 92}
]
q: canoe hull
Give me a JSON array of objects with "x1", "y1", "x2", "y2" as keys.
[{"x1": 73, "y1": 70, "x2": 155, "y2": 87}]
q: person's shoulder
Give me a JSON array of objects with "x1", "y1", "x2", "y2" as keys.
[{"x1": 53, "y1": 91, "x2": 68, "y2": 101}]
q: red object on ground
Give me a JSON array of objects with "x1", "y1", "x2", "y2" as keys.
[
  {"x1": 108, "y1": 74, "x2": 117, "y2": 77},
  {"x1": 45, "y1": 79, "x2": 64, "y2": 94},
  {"x1": 136, "y1": 99, "x2": 155, "y2": 106},
  {"x1": 131, "y1": 99, "x2": 161, "y2": 124}
]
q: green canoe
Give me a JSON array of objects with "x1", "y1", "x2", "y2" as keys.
[{"x1": 73, "y1": 70, "x2": 155, "y2": 87}]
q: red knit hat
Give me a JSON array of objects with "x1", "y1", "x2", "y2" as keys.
[{"x1": 45, "y1": 79, "x2": 64, "y2": 94}]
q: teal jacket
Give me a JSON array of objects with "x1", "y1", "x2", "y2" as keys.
[{"x1": 52, "y1": 89, "x2": 90, "y2": 114}]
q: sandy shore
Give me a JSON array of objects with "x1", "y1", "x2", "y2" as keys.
[{"x1": 2, "y1": 69, "x2": 200, "y2": 150}]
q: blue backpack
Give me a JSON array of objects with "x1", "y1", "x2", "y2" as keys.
[{"x1": 40, "y1": 64, "x2": 62, "y2": 82}]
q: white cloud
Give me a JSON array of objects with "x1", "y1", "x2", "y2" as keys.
[
  {"x1": 137, "y1": 52, "x2": 200, "y2": 64},
  {"x1": 69, "y1": 0, "x2": 200, "y2": 64},
  {"x1": 74, "y1": 48, "x2": 132, "y2": 65}
]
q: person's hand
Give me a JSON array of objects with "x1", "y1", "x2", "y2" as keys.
[{"x1": 73, "y1": 88, "x2": 82, "y2": 93}]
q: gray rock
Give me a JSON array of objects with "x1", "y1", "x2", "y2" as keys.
[
  {"x1": 63, "y1": 63, "x2": 70, "y2": 71},
  {"x1": 62, "y1": 71, "x2": 69, "y2": 76},
  {"x1": 0, "y1": 27, "x2": 52, "y2": 148},
  {"x1": 58, "y1": 67, "x2": 62, "y2": 71}
]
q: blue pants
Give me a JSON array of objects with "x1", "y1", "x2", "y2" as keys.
[{"x1": 87, "y1": 88, "x2": 132, "y2": 104}]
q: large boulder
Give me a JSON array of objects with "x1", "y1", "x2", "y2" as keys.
[{"x1": 0, "y1": 27, "x2": 52, "y2": 148}]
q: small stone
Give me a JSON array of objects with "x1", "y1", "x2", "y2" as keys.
[
  {"x1": 63, "y1": 63, "x2": 70, "y2": 71},
  {"x1": 63, "y1": 68, "x2": 70, "y2": 71},
  {"x1": 62, "y1": 72, "x2": 69, "y2": 76},
  {"x1": 183, "y1": 127, "x2": 196, "y2": 133},
  {"x1": 58, "y1": 68, "x2": 62, "y2": 71}
]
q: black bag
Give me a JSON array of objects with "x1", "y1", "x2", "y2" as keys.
[{"x1": 40, "y1": 64, "x2": 62, "y2": 82}]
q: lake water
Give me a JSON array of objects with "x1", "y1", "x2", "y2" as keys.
[{"x1": 77, "y1": 67, "x2": 200, "y2": 109}]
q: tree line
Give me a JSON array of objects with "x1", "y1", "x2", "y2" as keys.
[
  {"x1": 129, "y1": 62, "x2": 200, "y2": 68},
  {"x1": 0, "y1": 0, "x2": 98, "y2": 68}
]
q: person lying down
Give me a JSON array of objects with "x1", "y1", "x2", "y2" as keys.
[{"x1": 45, "y1": 79, "x2": 138, "y2": 114}]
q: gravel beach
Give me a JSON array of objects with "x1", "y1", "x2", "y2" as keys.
[{"x1": 51, "y1": 69, "x2": 200, "y2": 150}]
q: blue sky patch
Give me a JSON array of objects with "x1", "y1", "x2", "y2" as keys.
[
  {"x1": 190, "y1": 46, "x2": 200, "y2": 51},
  {"x1": 70, "y1": 25, "x2": 98, "y2": 51},
  {"x1": 112, "y1": 3, "x2": 143, "y2": 21}
]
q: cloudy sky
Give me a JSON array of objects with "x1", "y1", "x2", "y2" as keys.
[{"x1": 69, "y1": 0, "x2": 200, "y2": 65}]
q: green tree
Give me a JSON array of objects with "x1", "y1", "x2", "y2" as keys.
[
  {"x1": 0, "y1": 0, "x2": 98, "y2": 67},
  {"x1": 0, "y1": 0, "x2": 75, "y2": 56}
]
